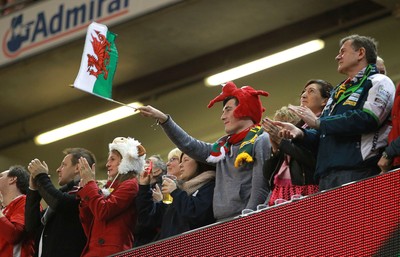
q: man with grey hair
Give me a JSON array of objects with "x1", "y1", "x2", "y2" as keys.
[
  {"x1": 147, "y1": 155, "x2": 167, "y2": 190},
  {"x1": 134, "y1": 154, "x2": 167, "y2": 247},
  {"x1": 277, "y1": 34, "x2": 395, "y2": 190}
]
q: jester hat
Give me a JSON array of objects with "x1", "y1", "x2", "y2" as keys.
[{"x1": 207, "y1": 81, "x2": 269, "y2": 123}]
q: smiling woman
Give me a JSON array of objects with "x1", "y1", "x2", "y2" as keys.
[{"x1": 166, "y1": 148, "x2": 182, "y2": 177}]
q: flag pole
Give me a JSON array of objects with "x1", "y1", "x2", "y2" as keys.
[{"x1": 69, "y1": 84, "x2": 137, "y2": 110}]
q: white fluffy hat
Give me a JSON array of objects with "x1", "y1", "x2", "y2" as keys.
[{"x1": 109, "y1": 137, "x2": 146, "y2": 174}]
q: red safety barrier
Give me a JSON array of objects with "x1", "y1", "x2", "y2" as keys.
[{"x1": 113, "y1": 170, "x2": 400, "y2": 256}]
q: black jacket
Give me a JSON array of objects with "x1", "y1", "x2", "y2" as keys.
[
  {"x1": 136, "y1": 180, "x2": 215, "y2": 242},
  {"x1": 25, "y1": 174, "x2": 86, "y2": 257},
  {"x1": 133, "y1": 179, "x2": 163, "y2": 247},
  {"x1": 264, "y1": 139, "x2": 317, "y2": 189}
]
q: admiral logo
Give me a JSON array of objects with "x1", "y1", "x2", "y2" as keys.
[{"x1": 2, "y1": 0, "x2": 129, "y2": 59}]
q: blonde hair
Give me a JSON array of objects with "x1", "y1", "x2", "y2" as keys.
[
  {"x1": 376, "y1": 56, "x2": 386, "y2": 75},
  {"x1": 168, "y1": 148, "x2": 182, "y2": 160},
  {"x1": 274, "y1": 106, "x2": 301, "y2": 125}
]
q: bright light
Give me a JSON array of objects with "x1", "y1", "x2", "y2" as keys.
[
  {"x1": 204, "y1": 39, "x2": 325, "y2": 86},
  {"x1": 34, "y1": 102, "x2": 143, "y2": 145}
]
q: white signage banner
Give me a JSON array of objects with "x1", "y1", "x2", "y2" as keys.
[{"x1": 0, "y1": 0, "x2": 181, "y2": 67}]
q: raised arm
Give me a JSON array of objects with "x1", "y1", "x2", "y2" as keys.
[
  {"x1": 138, "y1": 105, "x2": 212, "y2": 161},
  {"x1": 24, "y1": 185, "x2": 42, "y2": 233}
]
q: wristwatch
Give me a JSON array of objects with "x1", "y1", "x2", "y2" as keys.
[{"x1": 382, "y1": 151, "x2": 392, "y2": 161}]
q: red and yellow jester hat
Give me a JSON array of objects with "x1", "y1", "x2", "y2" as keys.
[{"x1": 207, "y1": 81, "x2": 269, "y2": 123}]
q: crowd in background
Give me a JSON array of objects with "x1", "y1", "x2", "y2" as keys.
[{"x1": 0, "y1": 33, "x2": 398, "y2": 257}]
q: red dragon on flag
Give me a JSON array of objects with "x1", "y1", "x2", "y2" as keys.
[
  {"x1": 73, "y1": 22, "x2": 118, "y2": 100},
  {"x1": 87, "y1": 30, "x2": 111, "y2": 80}
]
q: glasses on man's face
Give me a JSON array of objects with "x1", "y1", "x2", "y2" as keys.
[{"x1": 168, "y1": 157, "x2": 179, "y2": 163}]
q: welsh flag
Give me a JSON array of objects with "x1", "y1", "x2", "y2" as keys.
[{"x1": 73, "y1": 22, "x2": 118, "y2": 99}]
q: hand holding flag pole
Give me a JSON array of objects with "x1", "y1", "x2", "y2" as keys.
[{"x1": 71, "y1": 22, "x2": 136, "y2": 110}]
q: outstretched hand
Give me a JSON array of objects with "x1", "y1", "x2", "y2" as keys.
[{"x1": 137, "y1": 105, "x2": 169, "y2": 124}]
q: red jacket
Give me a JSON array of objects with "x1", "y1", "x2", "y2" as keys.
[
  {"x1": 0, "y1": 195, "x2": 34, "y2": 257},
  {"x1": 77, "y1": 178, "x2": 138, "y2": 257},
  {"x1": 388, "y1": 83, "x2": 400, "y2": 167}
]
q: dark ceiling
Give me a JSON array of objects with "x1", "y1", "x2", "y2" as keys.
[{"x1": 0, "y1": 0, "x2": 399, "y2": 180}]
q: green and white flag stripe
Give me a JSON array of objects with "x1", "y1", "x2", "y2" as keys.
[{"x1": 73, "y1": 22, "x2": 118, "y2": 99}]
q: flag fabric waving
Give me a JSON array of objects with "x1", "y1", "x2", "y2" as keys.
[{"x1": 73, "y1": 22, "x2": 118, "y2": 99}]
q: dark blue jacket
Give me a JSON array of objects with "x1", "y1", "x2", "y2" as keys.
[
  {"x1": 301, "y1": 65, "x2": 394, "y2": 179},
  {"x1": 136, "y1": 178, "x2": 215, "y2": 242}
]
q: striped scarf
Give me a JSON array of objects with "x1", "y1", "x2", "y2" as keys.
[
  {"x1": 206, "y1": 125, "x2": 263, "y2": 168},
  {"x1": 333, "y1": 64, "x2": 378, "y2": 103}
]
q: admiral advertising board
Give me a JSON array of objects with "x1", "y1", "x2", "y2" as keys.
[{"x1": 0, "y1": 0, "x2": 180, "y2": 67}]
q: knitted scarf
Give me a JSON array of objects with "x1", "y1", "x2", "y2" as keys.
[
  {"x1": 179, "y1": 170, "x2": 216, "y2": 195},
  {"x1": 333, "y1": 64, "x2": 378, "y2": 104},
  {"x1": 206, "y1": 125, "x2": 263, "y2": 168}
]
